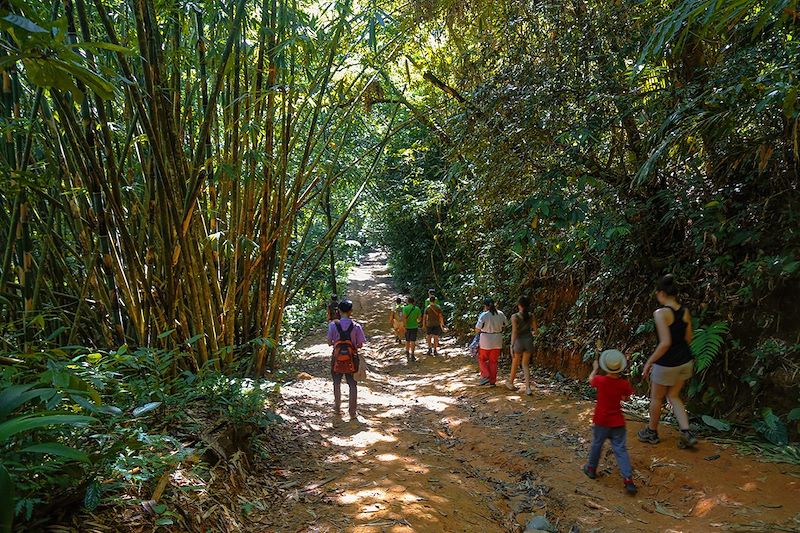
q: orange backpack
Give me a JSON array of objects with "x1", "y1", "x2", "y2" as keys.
[{"x1": 332, "y1": 321, "x2": 358, "y2": 374}]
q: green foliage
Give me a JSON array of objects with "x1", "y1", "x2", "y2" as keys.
[
  {"x1": 754, "y1": 408, "x2": 789, "y2": 446},
  {"x1": 702, "y1": 414, "x2": 731, "y2": 432},
  {"x1": 0, "y1": 343, "x2": 283, "y2": 527},
  {"x1": 691, "y1": 322, "x2": 729, "y2": 372}
]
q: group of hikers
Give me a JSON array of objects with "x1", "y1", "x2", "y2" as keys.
[{"x1": 323, "y1": 274, "x2": 698, "y2": 494}]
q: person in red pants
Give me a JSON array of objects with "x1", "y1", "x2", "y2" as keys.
[{"x1": 475, "y1": 298, "x2": 507, "y2": 386}]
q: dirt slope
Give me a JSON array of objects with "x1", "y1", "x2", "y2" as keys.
[{"x1": 271, "y1": 253, "x2": 800, "y2": 533}]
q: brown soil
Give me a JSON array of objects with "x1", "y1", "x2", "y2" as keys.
[{"x1": 266, "y1": 253, "x2": 800, "y2": 532}]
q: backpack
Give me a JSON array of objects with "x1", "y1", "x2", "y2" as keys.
[
  {"x1": 332, "y1": 321, "x2": 357, "y2": 374},
  {"x1": 395, "y1": 305, "x2": 405, "y2": 323},
  {"x1": 426, "y1": 304, "x2": 442, "y2": 325}
]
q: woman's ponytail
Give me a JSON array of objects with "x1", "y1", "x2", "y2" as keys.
[
  {"x1": 518, "y1": 295, "x2": 531, "y2": 324},
  {"x1": 484, "y1": 298, "x2": 497, "y2": 315}
]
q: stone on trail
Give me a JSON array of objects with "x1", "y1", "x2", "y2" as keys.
[
  {"x1": 525, "y1": 515, "x2": 556, "y2": 533},
  {"x1": 296, "y1": 372, "x2": 314, "y2": 380}
]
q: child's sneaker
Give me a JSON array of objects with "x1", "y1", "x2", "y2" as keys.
[
  {"x1": 478, "y1": 377, "x2": 489, "y2": 386},
  {"x1": 505, "y1": 380, "x2": 516, "y2": 391},
  {"x1": 637, "y1": 427, "x2": 660, "y2": 444},
  {"x1": 582, "y1": 464, "x2": 597, "y2": 479},
  {"x1": 623, "y1": 478, "x2": 638, "y2": 494},
  {"x1": 427, "y1": 347, "x2": 433, "y2": 356},
  {"x1": 678, "y1": 429, "x2": 698, "y2": 449}
]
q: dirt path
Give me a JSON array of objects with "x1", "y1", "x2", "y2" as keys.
[{"x1": 272, "y1": 253, "x2": 800, "y2": 532}]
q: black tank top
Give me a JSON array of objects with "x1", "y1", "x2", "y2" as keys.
[{"x1": 656, "y1": 306, "x2": 693, "y2": 367}]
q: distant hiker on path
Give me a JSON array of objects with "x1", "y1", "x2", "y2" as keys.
[
  {"x1": 327, "y1": 294, "x2": 341, "y2": 322},
  {"x1": 402, "y1": 296, "x2": 423, "y2": 363},
  {"x1": 475, "y1": 298, "x2": 507, "y2": 386},
  {"x1": 327, "y1": 299, "x2": 365, "y2": 422},
  {"x1": 583, "y1": 350, "x2": 637, "y2": 494},
  {"x1": 638, "y1": 274, "x2": 698, "y2": 449},
  {"x1": 389, "y1": 296, "x2": 405, "y2": 344},
  {"x1": 508, "y1": 295, "x2": 538, "y2": 394},
  {"x1": 423, "y1": 296, "x2": 445, "y2": 356}
]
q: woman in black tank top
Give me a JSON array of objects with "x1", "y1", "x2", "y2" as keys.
[{"x1": 638, "y1": 275, "x2": 698, "y2": 449}]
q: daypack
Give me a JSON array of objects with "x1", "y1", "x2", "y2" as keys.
[
  {"x1": 332, "y1": 321, "x2": 357, "y2": 374},
  {"x1": 426, "y1": 304, "x2": 443, "y2": 325}
]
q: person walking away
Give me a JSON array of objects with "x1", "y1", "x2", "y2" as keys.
[
  {"x1": 508, "y1": 295, "x2": 538, "y2": 394},
  {"x1": 402, "y1": 296, "x2": 423, "y2": 363},
  {"x1": 583, "y1": 350, "x2": 637, "y2": 494},
  {"x1": 327, "y1": 294, "x2": 340, "y2": 322},
  {"x1": 326, "y1": 299, "x2": 366, "y2": 422},
  {"x1": 423, "y1": 296, "x2": 445, "y2": 356},
  {"x1": 475, "y1": 298, "x2": 507, "y2": 386},
  {"x1": 389, "y1": 297, "x2": 405, "y2": 344},
  {"x1": 638, "y1": 274, "x2": 698, "y2": 448}
]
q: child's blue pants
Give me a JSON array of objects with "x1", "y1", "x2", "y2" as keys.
[{"x1": 587, "y1": 425, "x2": 633, "y2": 479}]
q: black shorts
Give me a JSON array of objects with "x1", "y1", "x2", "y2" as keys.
[
  {"x1": 405, "y1": 328, "x2": 418, "y2": 341},
  {"x1": 426, "y1": 326, "x2": 443, "y2": 336}
]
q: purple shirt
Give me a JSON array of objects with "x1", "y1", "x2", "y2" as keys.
[{"x1": 327, "y1": 317, "x2": 366, "y2": 348}]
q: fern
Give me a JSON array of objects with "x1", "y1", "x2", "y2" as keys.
[{"x1": 691, "y1": 321, "x2": 729, "y2": 372}]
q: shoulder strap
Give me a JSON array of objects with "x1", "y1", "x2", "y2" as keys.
[
  {"x1": 345, "y1": 323, "x2": 355, "y2": 335},
  {"x1": 334, "y1": 321, "x2": 344, "y2": 336}
]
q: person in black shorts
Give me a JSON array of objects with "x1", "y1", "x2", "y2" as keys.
[
  {"x1": 402, "y1": 296, "x2": 423, "y2": 363},
  {"x1": 423, "y1": 296, "x2": 445, "y2": 356}
]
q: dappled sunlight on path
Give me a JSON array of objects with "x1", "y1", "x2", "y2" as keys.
[{"x1": 273, "y1": 252, "x2": 800, "y2": 532}]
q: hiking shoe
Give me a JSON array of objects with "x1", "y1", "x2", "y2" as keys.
[
  {"x1": 410, "y1": 354, "x2": 417, "y2": 363},
  {"x1": 582, "y1": 464, "x2": 597, "y2": 479},
  {"x1": 505, "y1": 381, "x2": 516, "y2": 391},
  {"x1": 433, "y1": 350, "x2": 438, "y2": 357},
  {"x1": 678, "y1": 430, "x2": 698, "y2": 449},
  {"x1": 637, "y1": 427, "x2": 660, "y2": 444},
  {"x1": 427, "y1": 347, "x2": 432, "y2": 356},
  {"x1": 525, "y1": 386, "x2": 532, "y2": 396},
  {"x1": 623, "y1": 478, "x2": 638, "y2": 494},
  {"x1": 478, "y1": 377, "x2": 489, "y2": 385}
]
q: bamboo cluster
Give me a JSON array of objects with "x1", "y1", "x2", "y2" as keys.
[{"x1": 0, "y1": 0, "x2": 402, "y2": 374}]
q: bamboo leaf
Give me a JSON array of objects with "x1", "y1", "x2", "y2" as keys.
[
  {"x1": 0, "y1": 414, "x2": 95, "y2": 442},
  {"x1": 2, "y1": 14, "x2": 47, "y2": 33},
  {"x1": 20, "y1": 442, "x2": 90, "y2": 462}
]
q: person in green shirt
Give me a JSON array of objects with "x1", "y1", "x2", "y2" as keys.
[{"x1": 402, "y1": 296, "x2": 423, "y2": 363}]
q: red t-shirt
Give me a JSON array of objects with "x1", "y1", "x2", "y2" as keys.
[{"x1": 591, "y1": 375, "x2": 634, "y2": 427}]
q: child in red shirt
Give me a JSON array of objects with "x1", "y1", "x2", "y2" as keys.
[{"x1": 582, "y1": 349, "x2": 637, "y2": 494}]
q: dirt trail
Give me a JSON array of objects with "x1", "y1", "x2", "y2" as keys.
[{"x1": 273, "y1": 253, "x2": 800, "y2": 532}]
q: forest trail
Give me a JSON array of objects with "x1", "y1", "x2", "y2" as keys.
[{"x1": 271, "y1": 253, "x2": 800, "y2": 533}]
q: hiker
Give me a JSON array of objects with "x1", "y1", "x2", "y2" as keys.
[
  {"x1": 423, "y1": 296, "x2": 445, "y2": 356},
  {"x1": 638, "y1": 274, "x2": 698, "y2": 449},
  {"x1": 389, "y1": 297, "x2": 405, "y2": 344},
  {"x1": 402, "y1": 296, "x2": 423, "y2": 363},
  {"x1": 326, "y1": 299, "x2": 366, "y2": 422},
  {"x1": 475, "y1": 298, "x2": 507, "y2": 386},
  {"x1": 583, "y1": 350, "x2": 638, "y2": 495},
  {"x1": 326, "y1": 294, "x2": 340, "y2": 322},
  {"x1": 507, "y1": 295, "x2": 538, "y2": 394}
]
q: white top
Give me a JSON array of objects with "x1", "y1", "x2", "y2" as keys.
[{"x1": 476, "y1": 310, "x2": 507, "y2": 350}]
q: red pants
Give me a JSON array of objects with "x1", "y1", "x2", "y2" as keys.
[{"x1": 478, "y1": 348, "x2": 501, "y2": 384}]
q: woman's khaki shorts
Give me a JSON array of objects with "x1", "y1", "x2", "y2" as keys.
[{"x1": 652, "y1": 360, "x2": 693, "y2": 387}]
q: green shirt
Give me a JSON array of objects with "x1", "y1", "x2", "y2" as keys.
[{"x1": 402, "y1": 304, "x2": 422, "y2": 329}]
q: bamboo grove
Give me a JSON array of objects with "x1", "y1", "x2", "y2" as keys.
[{"x1": 0, "y1": 0, "x2": 405, "y2": 374}]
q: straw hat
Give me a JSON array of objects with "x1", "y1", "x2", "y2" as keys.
[{"x1": 599, "y1": 349, "x2": 627, "y2": 374}]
